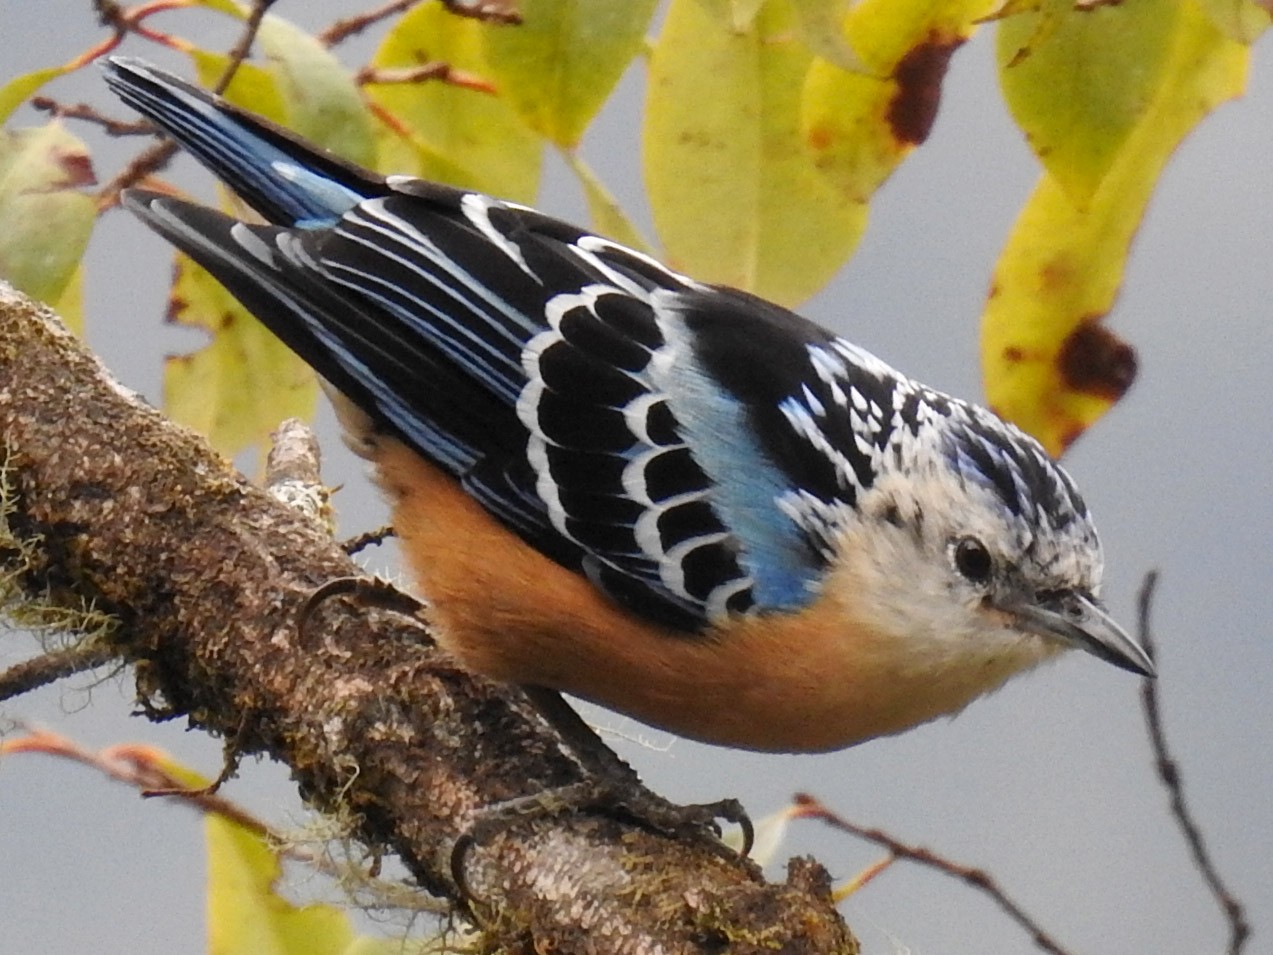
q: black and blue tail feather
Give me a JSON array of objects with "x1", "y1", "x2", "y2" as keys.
[{"x1": 104, "y1": 57, "x2": 375, "y2": 227}]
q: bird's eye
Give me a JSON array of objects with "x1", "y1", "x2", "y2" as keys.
[{"x1": 953, "y1": 537, "x2": 994, "y2": 585}]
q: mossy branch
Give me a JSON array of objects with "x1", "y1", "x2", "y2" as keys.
[{"x1": 0, "y1": 281, "x2": 854, "y2": 954}]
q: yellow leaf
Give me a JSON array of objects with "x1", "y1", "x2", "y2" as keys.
[
  {"x1": 644, "y1": 0, "x2": 866, "y2": 305},
  {"x1": 481, "y1": 0, "x2": 659, "y2": 147},
  {"x1": 207, "y1": 814, "x2": 355, "y2": 955},
  {"x1": 164, "y1": 253, "x2": 317, "y2": 460},
  {"x1": 190, "y1": 54, "x2": 289, "y2": 123},
  {"x1": 369, "y1": 2, "x2": 542, "y2": 201},
  {"x1": 1195, "y1": 0, "x2": 1272, "y2": 41},
  {"x1": 50, "y1": 263, "x2": 85, "y2": 337},
  {"x1": 982, "y1": 4, "x2": 1251, "y2": 455},
  {"x1": 998, "y1": 0, "x2": 1181, "y2": 206},
  {"x1": 0, "y1": 123, "x2": 95, "y2": 310},
  {"x1": 789, "y1": 0, "x2": 867, "y2": 71},
  {"x1": 802, "y1": 0, "x2": 994, "y2": 203},
  {"x1": 0, "y1": 65, "x2": 67, "y2": 125}
]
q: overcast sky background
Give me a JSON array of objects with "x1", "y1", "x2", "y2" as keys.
[{"x1": 2, "y1": 3, "x2": 1270, "y2": 954}]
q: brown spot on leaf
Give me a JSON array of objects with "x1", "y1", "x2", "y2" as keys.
[
  {"x1": 1057, "y1": 318, "x2": 1136, "y2": 401},
  {"x1": 887, "y1": 35, "x2": 964, "y2": 146},
  {"x1": 806, "y1": 123, "x2": 833, "y2": 152},
  {"x1": 52, "y1": 147, "x2": 97, "y2": 189},
  {"x1": 1039, "y1": 253, "x2": 1076, "y2": 292}
]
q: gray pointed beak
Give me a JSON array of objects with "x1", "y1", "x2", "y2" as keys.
[{"x1": 1001, "y1": 590, "x2": 1156, "y2": 677}]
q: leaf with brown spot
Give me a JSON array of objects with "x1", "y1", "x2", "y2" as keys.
[
  {"x1": 0, "y1": 122, "x2": 95, "y2": 323},
  {"x1": 983, "y1": 3, "x2": 1260, "y2": 455},
  {"x1": 801, "y1": 0, "x2": 994, "y2": 203},
  {"x1": 1057, "y1": 319, "x2": 1137, "y2": 404},
  {"x1": 887, "y1": 36, "x2": 962, "y2": 145}
]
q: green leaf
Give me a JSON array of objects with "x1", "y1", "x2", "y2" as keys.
[
  {"x1": 0, "y1": 123, "x2": 95, "y2": 312},
  {"x1": 255, "y1": 15, "x2": 376, "y2": 166},
  {"x1": 983, "y1": 4, "x2": 1254, "y2": 455},
  {"x1": 481, "y1": 0, "x2": 658, "y2": 147},
  {"x1": 0, "y1": 65, "x2": 66, "y2": 125},
  {"x1": 998, "y1": 0, "x2": 1181, "y2": 206},
  {"x1": 50, "y1": 263, "x2": 85, "y2": 337},
  {"x1": 164, "y1": 253, "x2": 317, "y2": 460},
  {"x1": 369, "y1": 2, "x2": 542, "y2": 201},
  {"x1": 644, "y1": 0, "x2": 866, "y2": 306},
  {"x1": 188, "y1": 12, "x2": 374, "y2": 166}
]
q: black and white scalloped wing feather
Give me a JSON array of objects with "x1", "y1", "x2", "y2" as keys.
[{"x1": 129, "y1": 174, "x2": 1044, "y2": 633}]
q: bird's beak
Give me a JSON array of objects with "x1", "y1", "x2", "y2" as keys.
[{"x1": 1001, "y1": 590, "x2": 1156, "y2": 677}]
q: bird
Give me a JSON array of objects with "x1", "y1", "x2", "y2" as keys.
[{"x1": 103, "y1": 56, "x2": 1153, "y2": 757}]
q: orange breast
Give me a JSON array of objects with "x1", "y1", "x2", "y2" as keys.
[{"x1": 372, "y1": 439, "x2": 1042, "y2": 752}]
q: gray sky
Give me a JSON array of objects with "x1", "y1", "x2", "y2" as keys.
[{"x1": 2, "y1": 4, "x2": 1270, "y2": 954}]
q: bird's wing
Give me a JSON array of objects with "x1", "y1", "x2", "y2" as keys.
[
  {"x1": 107, "y1": 58, "x2": 890, "y2": 631},
  {"x1": 128, "y1": 184, "x2": 889, "y2": 630}
]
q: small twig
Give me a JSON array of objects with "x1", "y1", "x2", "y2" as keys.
[
  {"x1": 0, "y1": 642, "x2": 119, "y2": 703},
  {"x1": 214, "y1": 0, "x2": 277, "y2": 95},
  {"x1": 342, "y1": 525, "x2": 395, "y2": 555},
  {"x1": 355, "y1": 63, "x2": 497, "y2": 94},
  {"x1": 440, "y1": 0, "x2": 522, "y2": 24},
  {"x1": 794, "y1": 793, "x2": 1075, "y2": 955},
  {"x1": 1137, "y1": 572, "x2": 1250, "y2": 955},
  {"x1": 97, "y1": 0, "x2": 275, "y2": 208},
  {"x1": 94, "y1": 0, "x2": 190, "y2": 49},
  {"x1": 318, "y1": 0, "x2": 417, "y2": 47},
  {"x1": 97, "y1": 139, "x2": 177, "y2": 210},
  {"x1": 30, "y1": 97, "x2": 153, "y2": 136}
]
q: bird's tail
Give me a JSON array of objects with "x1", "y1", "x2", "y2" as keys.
[{"x1": 101, "y1": 56, "x2": 379, "y2": 227}]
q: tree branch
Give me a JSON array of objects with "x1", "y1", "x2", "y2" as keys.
[{"x1": 0, "y1": 282, "x2": 854, "y2": 954}]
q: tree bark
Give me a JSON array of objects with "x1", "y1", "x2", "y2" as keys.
[{"x1": 0, "y1": 282, "x2": 857, "y2": 954}]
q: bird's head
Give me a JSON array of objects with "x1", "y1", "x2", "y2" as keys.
[{"x1": 836, "y1": 402, "x2": 1154, "y2": 685}]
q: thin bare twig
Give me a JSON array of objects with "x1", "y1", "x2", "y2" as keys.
[
  {"x1": 97, "y1": 0, "x2": 276, "y2": 208},
  {"x1": 214, "y1": 0, "x2": 278, "y2": 95},
  {"x1": 318, "y1": 0, "x2": 417, "y2": 47},
  {"x1": 794, "y1": 793, "x2": 1075, "y2": 955},
  {"x1": 342, "y1": 525, "x2": 395, "y2": 555},
  {"x1": 30, "y1": 97, "x2": 152, "y2": 136},
  {"x1": 1137, "y1": 572, "x2": 1250, "y2": 955},
  {"x1": 440, "y1": 0, "x2": 522, "y2": 24},
  {"x1": 0, "y1": 642, "x2": 119, "y2": 703},
  {"x1": 355, "y1": 63, "x2": 496, "y2": 94}
]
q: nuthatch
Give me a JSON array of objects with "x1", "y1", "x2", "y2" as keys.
[{"x1": 105, "y1": 57, "x2": 1153, "y2": 757}]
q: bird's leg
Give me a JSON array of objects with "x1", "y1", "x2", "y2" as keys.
[
  {"x1": 447, "y1": 686, "x2": 752, "y2": 903},
  {"x1": 297, "y1": 577, "x2": 752, "y2": 898},
  {"x1": 519, "y1": 684, "x2": 753, "y2": 850}
]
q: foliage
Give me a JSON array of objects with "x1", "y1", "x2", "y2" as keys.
[{"x1": 0, "y1": 0, "x2": 1265, "y2": 457}]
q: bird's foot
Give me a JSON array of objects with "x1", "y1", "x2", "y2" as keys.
[{"x1": 296, "y1": 575, "x2": 426, "y2": 641}]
